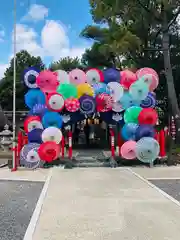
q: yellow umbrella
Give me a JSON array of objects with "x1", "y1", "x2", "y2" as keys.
[{"x1": 77, "y1": 83, "x2": 94, "y2": 98}]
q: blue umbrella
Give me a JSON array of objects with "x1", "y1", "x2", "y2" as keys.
[
  {"x1": 23, "y1": 66, "x2": 40, "y2": 89},
  {"x1": 28, "y1": 128, "x2": 43, "y2": 144},
  {"x1": 136, "y1": 137, "x2": 160, "y2": 163},
  {"x1": 121, "y1": 123, "x2": 139, "y2": 141},
  {"x1": 103, "y1": 68, "x2": 120, "y2": 84},
  {"x1": 42, "y1": 112, "x2": 63, "y2": 128},
  {"x1": 135, "y1": 125, "x2": 155, "y2": 141},
  {"x1": 25, "y1": 89, "x2": 45, "y2": 109}
]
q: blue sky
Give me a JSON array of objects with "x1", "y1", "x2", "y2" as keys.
[{"x1": 0, "y1": 0, "x2": 94, "y2": 77}]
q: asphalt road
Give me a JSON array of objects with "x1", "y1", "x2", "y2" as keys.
[
  {"x1": 150, "y1": 179, "x2": 180, "y2": 202},
  {"x1": 0, "y1": 180, "x2": 43, "y2": 240}
]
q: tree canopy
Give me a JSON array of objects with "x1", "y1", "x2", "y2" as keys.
[{"x1": 49, "y1": 57, "x2": 82, "y2": 72}]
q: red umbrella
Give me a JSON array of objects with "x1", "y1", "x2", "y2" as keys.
[
  {"x1": 96, "y1": 93, "x2": 113, "y2": 112},
  {"x1": 65, "y1": 98, "x2": 80, "y2": 112},
  {"x1": 138, "y1": 108, "x2": 158, "y2": 125},
  {"x1": 24, "y1": 115, "x2": 42, "y2": 133},
  {"x1": 38, "y1": 141, "x2": 60, "y2": 162}
]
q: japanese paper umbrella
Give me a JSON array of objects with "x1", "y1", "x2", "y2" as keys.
[
  {"x1": 46, "y1": 92, "x2": 64, "y2": 112},
  {"x1": 24, "y1": 115, "x2": 43, "y2": 133},
  {"x1": 140, "y1": 93, "x2": 156, "y2": 108},
  {"x1": 69, "y1": 69, "x2": 87, "y2": 85},
  {"x1": 136, "y1": 68, "x2": 159, "y2": 92},
  {"x1": 120, "y1": 70, "x2": 137, "y2": 89},
  {"x1": 96, "y1": 93, "x2": 113, "y2": 112},
  {"x1": 103, "y1": 68, "x2": 120, "y2": 84},
  {"x1": 135, "y1": 125, "x2": 155, "y2": 141},
  {"x1": 55, "y1": 69, "x2": 70, "y2": 84},
  {"x1": 136, "y1": 67, "x2": 158, "y2": 79},
  {"x1": 25, "y1": 89, "x2": 46, "y2": 109},
  {"x1": 129, "y1": 80, "x2": 149, "y2": 101},
  {"x1": 57, "y1": 83, "x2": 78, "y2": 99},
  {"x1": 65, "y1": 98, "x2": 80, "y2": 112},
  {"x1": 121, "y1": 123, "x2": 139, "y2": 141},
  {"x1": 93, "y1": 83, "x2": 110, "y2": 95},
  {"x1": 124, "y1": 106, "x2": 142, "y2": 124},
  {"x1": 42, "y1": 112, "x2": 63, "y2": 128},
  {"x1": 138, "y1": 108, "x2": 158, "y2": 125},
  {"x1": 36, "y1": 70, "x2": 58, "y2": 93},
  {"x1": 138, "y1": 74, "x2": 159, "y2": 92},
  {"x1": 23, "y1": 67, "x2": 40, "y2": 89},
  {"x1": 77, "y1": 83, "x2": 94, "y2": 98},
  {"x1": 79, "y1": 95, "x2": 96, "y2": 115},
  {"x1": 107, "y1": 82, "x2": 124, "y2": 101},
  {"x1": 120, "y1": 92, "x2": 136, "y2": 109},
  {"x1": 42, "y1": 126, "x2": 62, "y2": 144},
  {"x1": 38, "y1": 141, "x2": 60, "y2": 162},
  {"x1": 86, "y1": 68, "x2": 104, "y2": 85},
  {"x1": 135, "y1": 137, "x2": 160, "y2": 163},
  {"x1": 32, "y1": 103, "x2": 48, "y2": 116},
  {"x1": 20, "y1": 143, "x2": 40, "y2": 168},
  {"x1": 112, "y1": 101, "x2": 124, "y2": 112},
  {"x1": 121, "y1": 140, "x2": 137, "y2": 159},
  {"x1": 28, "y1": 128, "x2": 43, "y2": 144}
]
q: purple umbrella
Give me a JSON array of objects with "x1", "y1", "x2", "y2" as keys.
[
  {"x1": 79, "y1": 95, "x2": 96, "y2": 115},
  {"x1": 140, "y1": 93, "x2": 156, "y2": 108}
]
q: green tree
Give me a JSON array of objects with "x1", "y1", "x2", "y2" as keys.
[
  {"x1": 81, "y1": 42, "x2": 115, "y2": 68},
  {"x1": 50, "y1": 57, "x2": 82, "y2": 72},
  {"x1": 0, "y1": 50, "x2": 45, "y2": 111},
  {"x1": 81, "y1": 23, "x2": 140, "y2": 68}
]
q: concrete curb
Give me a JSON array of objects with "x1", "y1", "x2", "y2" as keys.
[{"x1": 23, "y1": 168, "x2": 53, "y2": 240}]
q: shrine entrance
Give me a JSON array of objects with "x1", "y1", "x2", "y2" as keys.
[{"x1": 72, "y1": 118, "x2": 111, "y2": 150}]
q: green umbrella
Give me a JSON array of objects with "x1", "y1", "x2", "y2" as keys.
[
  {"x1": 124, "y1": 106, "x2": 142, "y2": 123},
  {"x1": 57, "y1": 83, "x2": 78, "y2": 99}
]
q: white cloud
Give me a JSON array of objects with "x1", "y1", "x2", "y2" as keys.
[
  {"x1": 41, "y1": 20, "x2": 69, "y2": 60},
  {"x1": 12, "y1": 20, "x2": 89, "y2": 61},
  {"x1": 0, "y1": 20, "x2": 90, "y2": 79},
  {"x1": 14, "y1": 24, "x2": 44, "y2": 57},
  {"x1": 22, "y1": 4, "x2": 48, "y2": 22}
]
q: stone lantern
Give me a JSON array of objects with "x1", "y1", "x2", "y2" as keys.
[{"x1": 0, "y1": 124, "x2": 13, "y2": 151}]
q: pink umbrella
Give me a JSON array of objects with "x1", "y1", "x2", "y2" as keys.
[
  {"x1": 69, "y1": 69, "x2": 87, "y2": 85},
  {"x1": 120, "y1": 140, "x2": 137, "y2": 159},
  {"x1": 136, "y1": 68, "x2": 159, "y2": 92},
  {"x1": 36, "y1": 70, "x2": 59, "y2": 93},
  {"x1": 136, "y1": 68, "x2": 158, "y2": 78},
  {"x1": 120, "y1": 70, "x2": 137, "y2": 89}
]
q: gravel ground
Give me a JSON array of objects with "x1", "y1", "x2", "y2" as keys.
[
  {"x1": 0, "y1": 180, "x2": 44, "y2": 240},
  {"x1": 150, "y1": 179, "x2": 180, "y2": 202}
]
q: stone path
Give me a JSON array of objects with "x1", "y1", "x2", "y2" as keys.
[{"x1": 26, "y1": 167, "x2": 180, "y2": 240}]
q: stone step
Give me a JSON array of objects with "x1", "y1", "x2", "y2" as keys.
[
  {"x1": 74, "y1": 162, "x2": 110, "y2": 168},
  {"x1": 75, "y1": 157, "x2": 97, "y2": 163}
]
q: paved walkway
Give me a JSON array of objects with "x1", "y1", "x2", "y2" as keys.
[{"x1": 24, "y1": 167, "x2": 180, "y2": 240}]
